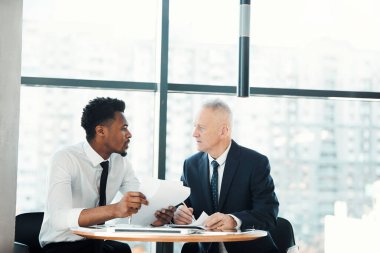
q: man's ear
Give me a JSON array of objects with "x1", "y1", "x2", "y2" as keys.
[
  {"x1": 220, "y1": 124, "x2": 230, "y2": 136},
  {"x1": 95, "y1": 125, "x2": 106, "y2": 137}
]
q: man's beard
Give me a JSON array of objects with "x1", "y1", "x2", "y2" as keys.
[{"x1": 120, "y1": 151, "x2": 127, "y2": 157}]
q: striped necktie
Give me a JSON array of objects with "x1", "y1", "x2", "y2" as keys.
[{"x1": 210, "y1": 160, "x2": 219, "y2": 212}]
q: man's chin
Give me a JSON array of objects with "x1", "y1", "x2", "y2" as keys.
[{"x1": 120, "y1": 151, "x2": 127, "y2": 157}]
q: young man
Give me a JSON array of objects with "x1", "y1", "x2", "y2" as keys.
[
  {"x1": 174, "y1": 99, "x2": 280, "y2": 253},
  {"x1": 39, "y1": 97, "x2": 175, "y2": 253}
]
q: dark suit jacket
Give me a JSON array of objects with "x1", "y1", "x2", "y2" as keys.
[{"x1": 181, "y1": 140, "x2": 279, "y2": 253}]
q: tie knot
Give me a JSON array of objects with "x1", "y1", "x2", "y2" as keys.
[
  {"x1": 211, "y1": 160, "x2": 219, "y2": 171},
  {"x1": 100, "y1": 161, "x2": 109, "y2": 170}
]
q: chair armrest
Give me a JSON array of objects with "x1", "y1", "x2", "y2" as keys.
[{"x1": 14, "y1": 241, "x2": 30, "y2": 253}]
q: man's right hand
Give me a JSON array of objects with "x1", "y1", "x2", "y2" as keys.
[
  {"x1": 114, "y1": 191, "x2": 148, "y2": 218},
  {"x1": 173, "y1": 204, "x2": 194, "y2": 224}
]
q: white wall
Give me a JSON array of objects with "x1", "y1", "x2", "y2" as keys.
[{"x1": 0, "y1": 0, "x2": 23, "y2": 251}]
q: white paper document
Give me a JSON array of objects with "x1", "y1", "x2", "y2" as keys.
[
  {"x1": 191, "y1": 211, "x2": 209, "y2": 226},
  {"x1": 118, "y1": 178, "x2": 190, "y2": 226},
  {"x1": 168, "y1": 211, "x2": 209, "y2": 229}
]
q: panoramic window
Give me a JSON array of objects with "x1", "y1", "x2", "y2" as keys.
[{"x1": 18, "y1": 0, "x2": 380, "y2": 253}]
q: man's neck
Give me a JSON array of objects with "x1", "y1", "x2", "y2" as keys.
[
  {"x1": 88, "y1": 140, "x2": 110, "y2": 160},
  {"x1": 209, "y1": 140, "x2": 231, "y2": 159}
]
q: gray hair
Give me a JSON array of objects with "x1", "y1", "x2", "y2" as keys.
[{"x1": 202, "y1": 99, "x2": 233, "y2": 126}]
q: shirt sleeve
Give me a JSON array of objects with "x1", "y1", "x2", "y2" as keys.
[
  {"x1": 228, "y1": 214, "x2": 243, "y2": 230},
  {"x1": 119, "y1": 158, "x2": 140, "y2": 193},
  {"x1": 45, "y1": 151, "x2": 84, "y2": 230}
]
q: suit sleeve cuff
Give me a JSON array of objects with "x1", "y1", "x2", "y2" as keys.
[{"x1": 228, "y1": 214, "x2": 242, "y2": 230}]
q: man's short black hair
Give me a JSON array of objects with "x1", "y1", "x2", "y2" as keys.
[{"x1": 81, "y1": 97, "x2": 125, "y2": 141}]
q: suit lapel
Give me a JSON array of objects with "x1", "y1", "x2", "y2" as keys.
[
  {"x1": 219, "y1": 140, "x2": 240, "y2": 211},
  {"x1": 199, "y1": 153, "x2": 214, "y2": 214}
]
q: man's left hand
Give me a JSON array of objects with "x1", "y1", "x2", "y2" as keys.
[
  {"x1": 204, "y1": 212, "x2": 237, "y2": 231},
  {"x1": 151, "y1": 206, "x2": 176, "y2": 227}
]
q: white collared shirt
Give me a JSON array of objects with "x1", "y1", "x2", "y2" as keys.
[
  {"x1": 207, "y1": 142, "x2": 231, "y2": 195},
  {"x1": 39, "y1": 141, "x2": 140, "y2": 247},
  {"x1": 208, "y1": 141, "x2": 242, "y2": 253}
]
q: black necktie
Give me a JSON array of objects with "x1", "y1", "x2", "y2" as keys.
[
  {"x1": 210, "y1": 160, "x2": 219, "y2": 212},
  {"x1": 99, "y1": 161, "x2": 109, "y2": 207}
]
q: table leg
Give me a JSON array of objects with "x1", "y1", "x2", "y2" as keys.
[{"x1": 156, "y1": 242, "x2": 173, "y2": 253}]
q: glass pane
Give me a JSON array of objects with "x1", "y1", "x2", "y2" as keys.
[
  {"x1": 169, "y1": 0, "x2": 380, "y2": 92},
  {"x1": 169, "y1": 0, "x2": 239, "y2": 85},
  {"x1": 17, "y1": 86, "x2": 155, "y2": 211},
  {"x1": 166, "y1": 93, "x2": 380, "y2": 252},
  {"x1": 22, "y1": 0, "x2": 158, "y2": 82},
  {"x1": 17, "y1": 86, "x2": 154, "y2": 252}
]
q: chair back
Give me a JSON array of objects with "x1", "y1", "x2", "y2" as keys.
[
  {"x1": 269, "y1": 217, "x2": 296, "y2": 253},
  {"x1": 15, "y1": 212, "x2": 44, "y2": 253}
]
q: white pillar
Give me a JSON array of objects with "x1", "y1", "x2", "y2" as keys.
[{"x1": 0, "y1": 0, "x2": 23, "y2": 251}]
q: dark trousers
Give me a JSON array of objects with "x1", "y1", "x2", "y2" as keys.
[{"x1": 43, "y1": 239, "x2": 131, "y2": 253}]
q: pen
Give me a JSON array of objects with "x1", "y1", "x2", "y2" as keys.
[{"x1": 182, "y1": 202, "x2": 195, "y2": 222}]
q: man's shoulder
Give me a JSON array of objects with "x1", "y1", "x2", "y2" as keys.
[
  {"x1": 240, "y1": 145, "x2": 266, "y2": 157},
  {"x1": 52, "y1": 142, "x2": 84, "y2": 160},
  {"x1": 231, "y1": 140, "x2": 268, "y2": 161}
]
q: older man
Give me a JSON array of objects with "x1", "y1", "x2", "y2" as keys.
[{"x1": 174, "y1": 99, "x2": 279, "y2": 253}]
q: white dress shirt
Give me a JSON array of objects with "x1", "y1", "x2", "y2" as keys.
[
  {"x1": 208, "y1": 141, "x2": 242, "y2": 253},
  {"x1": 39, "y1": 141, "x2": 140, "y2": 247}
]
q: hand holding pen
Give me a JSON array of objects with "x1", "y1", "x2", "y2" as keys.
[{"x1": 173, "y1": 202, "x2": 195, "y2": 225}]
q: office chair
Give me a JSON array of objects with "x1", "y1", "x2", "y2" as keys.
[
  {"x1": 14, "y1": 212, "x2": 44, "y2": 253},
  {"x1": 269, "y1": 217, "x2": 297, "y2": 253}
]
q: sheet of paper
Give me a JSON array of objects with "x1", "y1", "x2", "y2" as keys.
[
  {"x1": 191, "y1": 211, "x2": 209, "y2": 226},
  {"x1": 118, "y1": 178, "x2": 190, "y2": 226},
  {"x1": 168, "y1": 211, "x2": 209, "y2": 229}
]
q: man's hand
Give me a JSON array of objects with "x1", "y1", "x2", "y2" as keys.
[
  {"x1": 114, "y1": 191, "x2": 148, "y2": 218},
  {"x1": 78, "y1": 192, "x2": 148, "y2": 227},
  {"x1": 204, "y1": 212, "x2": 237, "y2": 231},
  {"x1": 151, "y1": 206, "x2": 176, "y2": 227},
  {"x1": 173, "y1": 204, "x2": 194, "y2": 224}
]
